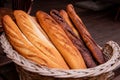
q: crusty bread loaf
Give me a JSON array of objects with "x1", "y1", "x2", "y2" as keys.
[
  {"x1": 50, "y1": 9, "x2": 97, "y2": 68},
  {"x1": 66, "y1": 4, "x2": 105, "y2": 64},
  {"x1": 36, "y1": 10, "x2": 86, "y2": 69},
  {"x1": 13, "y1": 10, "x2": 69, "y2": 69},
  {"x1": 59, "y1": 9, "x2": 80, "y2": 38},
  {"x1": 3, "y1": 15, "x2": 69, "y2": 69}
]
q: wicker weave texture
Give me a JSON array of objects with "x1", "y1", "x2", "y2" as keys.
[{"x1": 0, "y1": 33, "x2": 120, "y2": 80}]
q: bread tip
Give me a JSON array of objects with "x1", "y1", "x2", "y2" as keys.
[
  {"x1": 67, "y1": 4, "x2": 73, "y2": 7},
  {"x1": 2, "y1": 15, "x2": 9, "y2": 20},
  {"x1": 36, "y1": 10, "x2": 42, "y2": 14},
  {"x1": 13, "y1": 10, "x2": 26, "y2": 16},
  {"x1": 2, "y1": 15, "x2": 13, "y2": 24},
  {"x1": 60, "y1": 9, "x2": 65, "y2": 13}
]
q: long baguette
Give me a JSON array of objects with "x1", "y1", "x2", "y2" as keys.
[
  {"x1": 59, "y1": 9, "x2": 79, "y2": 38},
  {"x1": 50, "y1": 9, "x2": 97, "y2": 68},
  {"x1": 66, "y1": 4, "x2": 105, "y2": 64},
  {"x1": 13, "y1": 10, "x2": 69, "y2": 69},
  {"x1": 2, "y1": 15, "x2": 68, "y2": 69},
  {"x1": 36, "y1": 10, "x2": 86, "y2": 69}
]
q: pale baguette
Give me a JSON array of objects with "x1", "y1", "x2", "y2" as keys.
[
  {"x1": 13, "y1": 10, "x2": 69, "y2": 69},
  {"x1": 36, "y1": 10, "x2": 86, "y2": 69},
  {"x1": 30, "y1": 16, "x2": 50, "y2": 40}
]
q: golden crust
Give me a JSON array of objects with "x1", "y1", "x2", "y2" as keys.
[
  {"x1": 60, "y1": 10, "x2": 80, "y2": 38},
  {"x1": 36, "y1": 11, "x2": 86, "y2": 69},
  {"x1": 2, "y1": 15, "x2": 69, "y2": 69},
  {"x1": 13, "y1": 10, "x2": 69, "y2": 69}
]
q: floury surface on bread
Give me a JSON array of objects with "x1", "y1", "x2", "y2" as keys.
[
  {"x1": 2, "y1": 12, "x2": 69, "y2": 69},
  {"x1": 36, "y1": 10, "x2": 86, "y2": 69}
]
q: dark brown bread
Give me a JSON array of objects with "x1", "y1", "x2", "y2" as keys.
[
  {"x1": 50, "y1": 9, "x2": 97, "y2": 68},
  {"x1": 66, "y1": 4, "x2": 105, "y2": 64}
]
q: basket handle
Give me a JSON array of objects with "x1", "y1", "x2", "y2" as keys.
[{"x1": 102, "y1": 41, "x2": 120, "y2": 69}]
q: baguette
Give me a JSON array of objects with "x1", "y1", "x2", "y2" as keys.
[
  {"x1": 2, "y1": 15, "x2": 68, "y2": 69},
  {"x1": 59, "y1": 9, "x2": 79, "y2": 38},
  {"x1": 50, "y1": 9, "x2": 96, "y2": 68},
  {"x1": 13, "y1": 10, "x2": 69, "y2": 69},
  {"x1": 66, "y1": 4, "x2": 105, "y2": 64},
  {"x1": 36, "y1": 10, "x2": 86, "y2": 69},
  {"x1": 30, "y1": 16, "x2": 50, "y2": 40}
]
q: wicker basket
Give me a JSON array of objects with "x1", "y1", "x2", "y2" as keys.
[{"x1": 0, "y1": 33, "x2": 120, "y2": 80}]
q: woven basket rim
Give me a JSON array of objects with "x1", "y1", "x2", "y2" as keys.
[{"x1": 0, "y1": 33, "x2": 120, "y2": 78}]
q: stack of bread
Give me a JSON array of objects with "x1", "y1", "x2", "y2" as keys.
[{"x1": 2, "y1": 4, "x2": 105, "y2": 70}]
